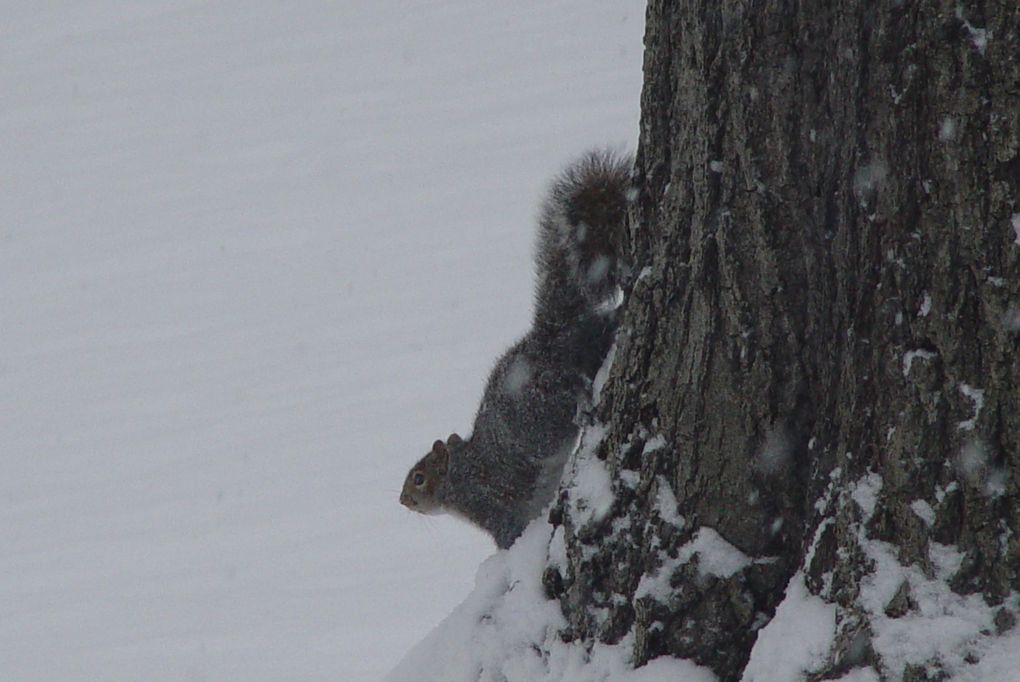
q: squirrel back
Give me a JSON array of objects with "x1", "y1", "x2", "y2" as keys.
[{"x1": 400, "y1": 149, "x2": 632, "y2": 549}]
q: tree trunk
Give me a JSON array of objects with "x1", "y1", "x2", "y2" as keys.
[{"x1": 547, "y1": 1, "x2": 1020, "y2": 679}]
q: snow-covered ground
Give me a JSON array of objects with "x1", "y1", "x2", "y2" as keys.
[{"x1": 0, "y1": 2, "x2": 644, "y2": 680}]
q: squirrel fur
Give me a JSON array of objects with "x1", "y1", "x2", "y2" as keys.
[{"x1": 399, "y1": 149, "x2": 631, "y2": 549}]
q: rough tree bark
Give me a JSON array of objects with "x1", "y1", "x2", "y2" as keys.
[{"x1": 546, "y1": 1, "x2": 1019, "y2": 680}]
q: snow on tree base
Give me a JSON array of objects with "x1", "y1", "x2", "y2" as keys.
[
  {"x1": 741, "y1": 559, "x2": 1020, "y2": 681},
  {"x1": 386, "y1": 517, "x2": 715, "y2": 682},
  {"x1": 742, "y1": 469, "x2": 1020, "y2": 681},
  {"x1": 741, "y1": 571, "x2": 836, "y2": 681}
]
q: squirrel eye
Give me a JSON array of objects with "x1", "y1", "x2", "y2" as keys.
[{"x1": 413, "y1": 472, "x2": 426, "y2": 487}]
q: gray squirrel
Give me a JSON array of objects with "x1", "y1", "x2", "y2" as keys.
[{"x1": 399, "y1": 150, "x2": 632, "y2": 549}]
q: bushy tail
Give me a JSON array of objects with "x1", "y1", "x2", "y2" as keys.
[{"x1": 533, "y1": 149, "x2": 632, "y2": 338}]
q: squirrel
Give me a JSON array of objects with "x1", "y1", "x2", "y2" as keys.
[{"x1": 399, "y1": 149, "x2": 632, "y2": 549}]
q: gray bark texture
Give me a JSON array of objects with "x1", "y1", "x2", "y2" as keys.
[{"x1": 545, "y1": 1, "x2": 1019, "y2": 679}]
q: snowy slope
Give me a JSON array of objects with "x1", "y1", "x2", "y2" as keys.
[{"x1": 0, "y1": 2, "x2": 645, "y2": 680}]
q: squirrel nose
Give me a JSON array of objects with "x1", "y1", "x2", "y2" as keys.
[{"x1": 400, "y1": 492, "x2": 416, "y2": 508}]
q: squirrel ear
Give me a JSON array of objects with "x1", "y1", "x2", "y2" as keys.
[
  {"x1": 431, "y1": 439, "x2": 449, "y2": 474},
  {"x1": 447, "y1": 433, "x2": 463, "y2": 447}
]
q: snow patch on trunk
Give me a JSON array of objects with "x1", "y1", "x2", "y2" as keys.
[
  {"x1": 957, "y1": 383, "x2": 985, "y2": 431},
  {"x1": 902, "y1": 348, "x2": 937, "y2": 376},
  {"x1": 566, "y1": 424, "x2": 614, "y2": 526},
  {"x1": 635, "y1": 527, "x2": 753, "y2": 601},
  {"x1": 850, "y1": 471, "x2": 883, "y2": 521},
  {"x1": 591, "y1": 340, "x2": 617, "y2": 407},
  {"x1": 654, "y1": 475, "x2": 684, "y2": 528},
  {"x1": 678, "y1": 528, "x2": 753, "y2": 578}
]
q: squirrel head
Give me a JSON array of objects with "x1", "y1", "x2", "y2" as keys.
[{"x1": 399, "y1": 434, "x2": 463, "y2": 514}]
